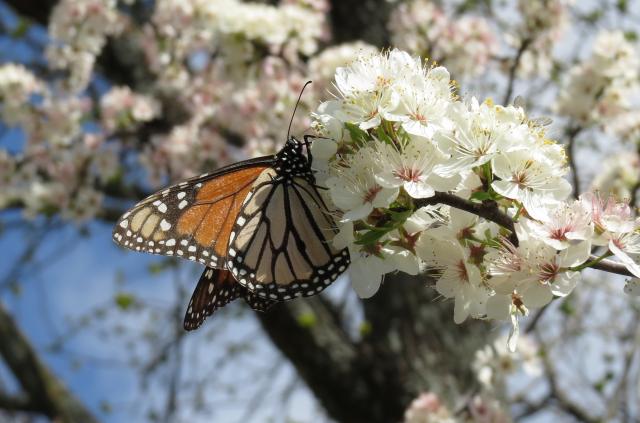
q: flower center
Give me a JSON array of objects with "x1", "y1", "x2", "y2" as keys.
[
  {"x1": 456, "y1": 260, "x2": 469, "y2": 282},
  {"x1": 363, "y1": 185, "x2": 382, "y2": 203},
  {"x1": 410, "y1": 111, "x2": 427, "y2": 123},
  {"x1": 394, "y1": 166, "x2": 422, "y2": 182},
  {"x1": 538, "y1": 261, "x2": 559, "y2": 283},
  {"x1": 612, "y1": 237, "x2": 626, "y2": 250},
  {"x1": 549, "y1": 227, "x2": 568, "y2": 241},
  {"x1": 512, "y1": 170, "x2": 529, "y2": 187}
]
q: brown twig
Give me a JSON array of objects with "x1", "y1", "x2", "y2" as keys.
[
  {"x1": 629, "y1": 143, "x2": 640, "y2": 208},
  {"x1": 502, "y1": 37, "x2": 532, "y2": 105},
  {"x1": 416, "y1": 192, "x2": 519, "y2": 245},
  {"x1": 566, "y1": 126, "x2": 583, "y2": 199}
]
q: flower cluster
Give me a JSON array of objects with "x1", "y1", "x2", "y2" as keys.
[
  {"x1": 309, "y1": 41, "x2": 379, "y2": 94},
  {"x1": 0, "y1": 64, "x2": 42, "y2": 126},
  {"x1": 591, "y1": 151, "x2": 640, "y2": 199},
  {"x1": 100, "y1": 86, "x2": 161, "y2": 132},
  {"x1": 145, "y1": 0, "x2": 326, "y2": 91},
  {"x1": 473, "y1": 334, "x2": 542, "y2": 393},
  {"x1": 403, "y1": 392, "x2": 511, "y2": 423},
  {"x1": 1, "y1": 0, "x2": 333, "y2": 222},
  {"x1": 389, "y1": 0, "x2": 498, "y2": 78},
  {"x1": 47, "y1": 0, "x2": 126, "y2": 91},
  {"x1": 404, "y1": 393, "x2": 456, "y2": 423},
  {"x1": 514, "y1": 0, "x2": 572, "y2": 77},
  {"x1": 312, "y1": 49, "x2": 640, "y2": 339},
  {"x1": 556, "y1": 30, "x2": 640, "y2": 125}
]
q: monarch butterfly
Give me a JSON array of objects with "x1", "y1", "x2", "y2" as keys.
[{"x1": 112, "y1": 87, "x2": 350, "y2": 330}]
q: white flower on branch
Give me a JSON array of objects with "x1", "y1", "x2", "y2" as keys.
[
  {"x1": 374, "y1": 136, "x2": 458, "y2": 199},
  {"x1": 491, "y1": 150, "x2": 571, "y2": 219},
  {"x1": 417, "y1": 236, "x2": 489, "y2": 323},
  {"x1": 326, "y1": 147, "x2": 399, "y2": 221}
]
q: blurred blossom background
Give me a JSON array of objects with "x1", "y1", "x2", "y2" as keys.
[{"x1": 1, "y1": 0, "x2": 640, "y2": 422}]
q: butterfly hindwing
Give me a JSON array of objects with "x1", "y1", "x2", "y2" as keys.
[
  {"x1": 113, "y1": 159, "x2": 271, "y2": 268},
  {"x1": 244, "y1": 292, "x2": 278, "y2": 312},
  {"x1": 184, "y1": 267, "x2": 278, "y2": 330}
]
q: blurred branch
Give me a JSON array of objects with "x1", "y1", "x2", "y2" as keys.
[
  {"x1": 605, "y1": 319, "x2": 639, "y2": 420},
  {"x1": 0, "y1": 302, "x2": 99, "y2": 422},
  {"x1": 514, "y1": 396, "x2": 552, "y2": 420},
  {"x1": 257, "y1": 296, "x2": 372, "y2": 421},
  {"x1": 566, "y1": 126, "x2": 583, "y2": 199},
  {"x1": 0, "y1": 393, "x2": 38, "y2": 413},
  {"x1": 629, "y1": 143, "x2": 640, "y2": 208},
  {"x1": 536, "y1": 334, "x2": 600, "y2": 423},
  {"x1": 329, "y1": 0, "x2": 393, "y2": 47},
  {"x1": 502, "y1": 37, "x2": 532, "y2": 105},
  {"x1": 3, "y1": 0, "x2": 57, "y2": 26}
]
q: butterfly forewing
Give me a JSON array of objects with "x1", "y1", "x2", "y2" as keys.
[
  {"x1": 113, "y1": 159, "x2": 271, "y2": 268},
  {"x1": 184, "y1": 267, "x2": 277, "y2": 330},
  {"x1": 226, "y1": 141, "x2": 350, "y2": 301}
]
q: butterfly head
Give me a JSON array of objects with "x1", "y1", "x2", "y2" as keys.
[{"x1": 274, "y1": 137, "x2": 314, "y2": 181}]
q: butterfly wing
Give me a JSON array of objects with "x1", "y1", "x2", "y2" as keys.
[
  {"x1": 226, "y1": 171, "x2": 350, "y2": 301},
  {"x1": 184, "y1": 267, "x2": 277, "y2": 331},
  {"x1": 113, "y1": 158, "x2": 272, "y2": 269}
]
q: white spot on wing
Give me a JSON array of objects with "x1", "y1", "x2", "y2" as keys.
[{"x1": 160, "y1": 219, "x2": 171, "y2": 231}]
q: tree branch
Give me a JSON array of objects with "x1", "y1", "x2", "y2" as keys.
[
  {"x1": 3, "y1": 0, "x2": 57, "y2": 26},
  {"x1": 416, "y1": 192, "x2": 635, "y2": 278},
  {"x1": 566, "y1": 126, "x2": 583, "y2": 199},
  {"x1": 0, "y1": 302, "x2": 99, "y2": 422},
  {"x1": 0, "y1": 393, "x2": 39, "y2": 414},
  {"x1": 590, "y1": 258, "x2": 633, "y2": 277},
  {"x1": 502, "y1": 37, "x2": 532, "y2": 105},
  {"x1": 257, "y1": 296, "x2": 375, "y2": 422},
  {"x1": 416, "y1": 192, "x2": 517, "y2": 244},
  {"x1": 538, "y1": 339, "x2": 600, "y2": 423}
]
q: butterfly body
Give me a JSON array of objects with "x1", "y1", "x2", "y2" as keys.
[{"x1": 113, "y1": 137, "x2": 350, "y2": 330}]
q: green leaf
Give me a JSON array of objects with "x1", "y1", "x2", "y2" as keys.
[
  {"x1": 11, "y1": 18, "x2": 30, "y2": 38},
  {"x1": 147, "y1": 259, "x2": 176, "y2": 274},
  {"x1": 355, "y1": 228, "x2": 389, "y2": 246},
  {"x1": 617, "y1": 0, "x2": 628, "y2": 12},
  {"x1": 388, "y1": 208, "x2": 412, "y2": 223},
  {"x1": 359, "y1": 321, "x2": 372, "y2": 336},
  {"x1": 375, "y1": 125, "x2": 394, "y2": 146},
  {"x1": 470, "y1": 191, "x2": 493, "y2": 201},
  {"x1": 559, "y1": 298, "x2": 575, "y2": 316},
  {"x1": 344, "y1": 122, "x2": 369, "y2": 144},
  {"x1": 296, "y1": 312, "x2": 317, "y2": 328},
  {"x1": 115, "y1": 292, "x2": 135, "y2": 310}
]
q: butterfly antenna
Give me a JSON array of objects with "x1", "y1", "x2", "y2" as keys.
[{"x1": 287, "y1": 81, "x2": 312, "y2": 142}]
